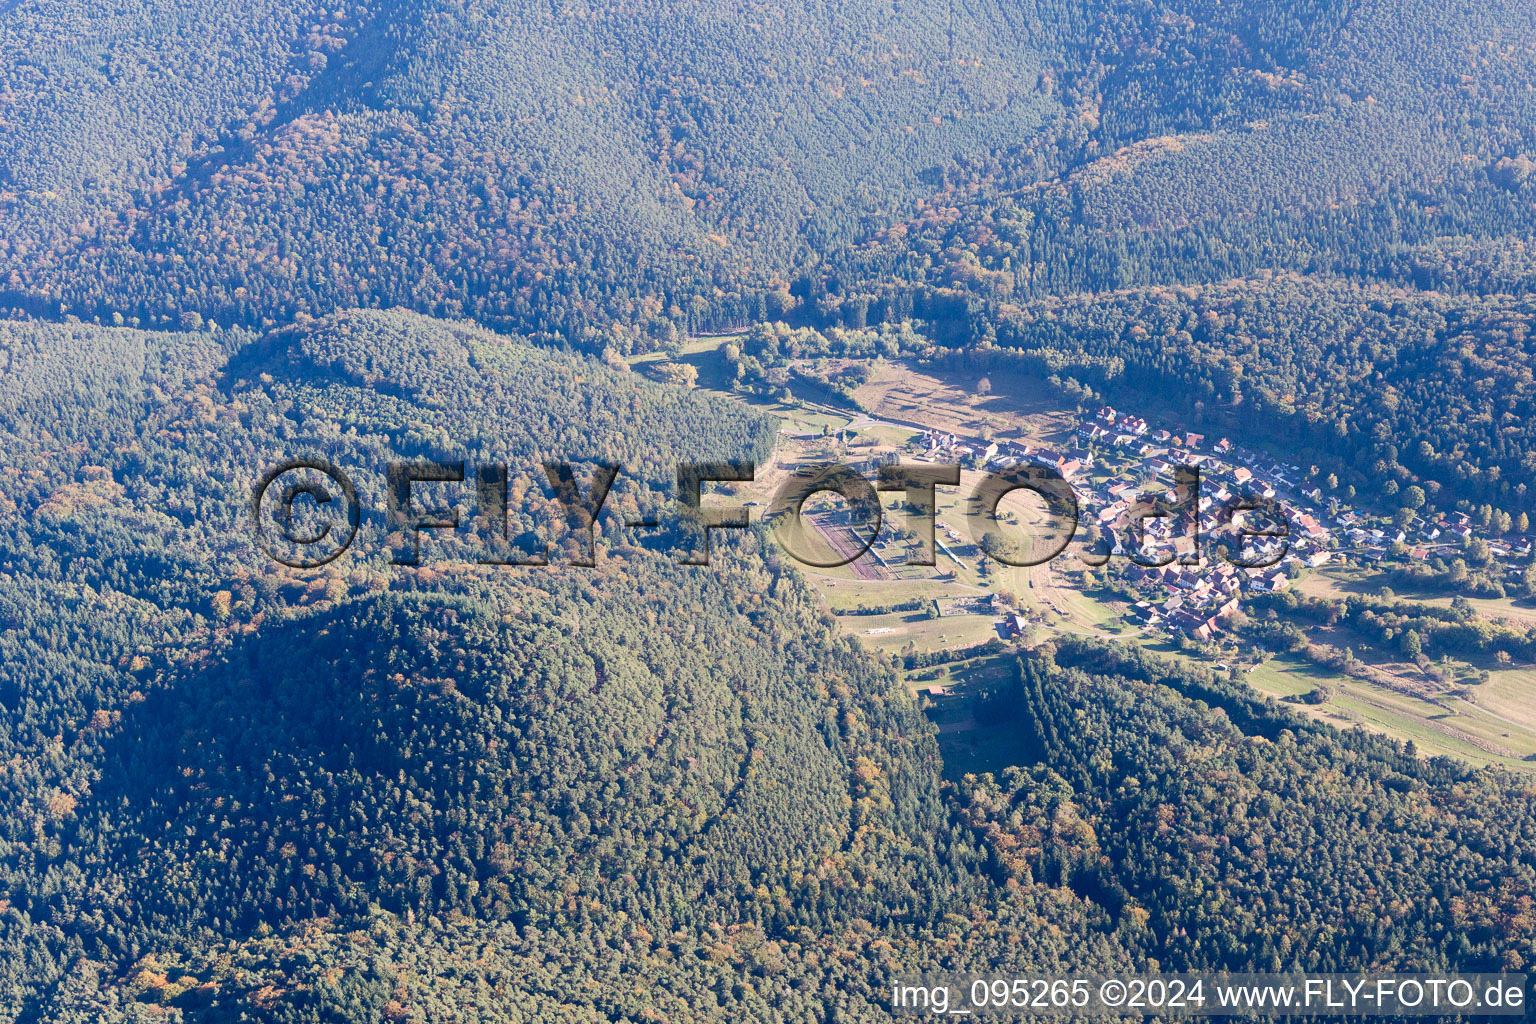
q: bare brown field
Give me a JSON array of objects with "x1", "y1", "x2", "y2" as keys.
[{"x1": 850, "y1": 361, "x2": 1073, "y2": 445}]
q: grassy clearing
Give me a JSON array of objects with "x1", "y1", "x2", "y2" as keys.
[
  {"x1": 849, "y1": 611, "x2": 1000, "y2": 659},
  {"x1": 1243, "y1": 654, "x2": 1536, "y2": 771},
  {"x1": 1045, "y1": 582, "x2": 1127, "y2": 632},
  {"x1": 915, "y1": 657, "x2": 1037, "y2": 780},
  {"x1": 1478, "y1": 668, "x2": 1536, "y2": 733},
  {"x1": 866, "y1": 424, "x2": 922, "y2": 447},
  {"x1": 938, "y1": 724, "x2": 1037, "y2": 782},
  {"x1": 1244, "y1": 654, "x2": 1354, "y2": 699}
]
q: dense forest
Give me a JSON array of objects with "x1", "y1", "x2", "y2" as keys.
[
  {"x1": 3, "y1": 0, "x2": 1536, "y2": 1017},
  {"x1": 0, "y1": 313, "x2": 1530, "y2": 1017},
  {"x1": 1, "y1": 0, "x2": 1530, "y2": 347},
  {"x1": 0, "y1": 313, "x2": 1125, "y2": 1018},
  {"x1": 901, "y1": 280, "x2": 1536, "y2": 512},
  {"x1": 970, "y1": 638, "x2": 1536, "y2": 972},
  {"x1": 3, "y1": 0, "x2": 1533, "y2": 516}
]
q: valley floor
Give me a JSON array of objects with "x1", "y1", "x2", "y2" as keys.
[{"x1": 643, "y1": 333, "x2": 1536, "y2": 776}]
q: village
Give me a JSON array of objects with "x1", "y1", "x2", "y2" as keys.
[
  {"x1": 632, "y1": 337, "x2": 1536, "y2": 772},
  {"x1": 893, "y1": 400, "x2": 1528, "y2": 644}
]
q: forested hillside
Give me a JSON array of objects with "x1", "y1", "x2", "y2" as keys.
[
  {"x1": 2, "y1": 0, "x2": 1067, "y2": 341},
  {"x1": 5, "y1": 0, "x2": 1534, "y2": 516},
  {"x1": 1, "y1": 312, "x2": 1531, "y2": 1017},
  {"x1": 970, "y1": 639, "x2": 1536, "y2": 973},
  {"x1": 3, "y1": 0, "x2": 1536, "y2": 1017},
  {"x1": 3, "y1": 0, "x2": 1531, "y2": 349},
  {"x1": 901, "y1": 279, "x2": 1536, "y2": 513},
  {"x1": 0, "y1": 314, "x2": 1141, "y2": 1018}
]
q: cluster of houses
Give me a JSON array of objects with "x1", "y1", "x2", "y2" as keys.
[
  {"x1": 1126, "y1": 562, "x2": 1247, "y2": 641},
  {"x1": 917, "y1": 428, "x2": 1094, "y2": 479},
  {"x1": 906, "y1": 402, "x2": 1536, "y2": 643},
  {"x1": 914, "y1": 405, "x2": 1354, "y2": 643},
  {"x1": 1378, "y1": 509, "x2": 1533, "y2": 562},
  {"x1": 1074, "y1": 406, "x2": 1342, "y2": 639}
]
